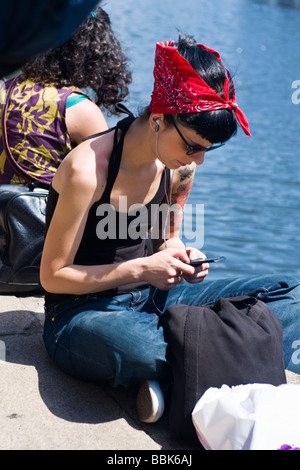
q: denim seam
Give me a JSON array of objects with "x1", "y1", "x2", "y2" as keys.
[{"x1": 130, "y1": 290, "x2": 142, "y2": 307}]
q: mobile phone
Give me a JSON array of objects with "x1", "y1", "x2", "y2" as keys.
[{"x1": 189, "y1": 256, "x2": 226, "y2": 266}]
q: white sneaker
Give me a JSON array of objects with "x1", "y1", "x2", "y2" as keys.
[{"x1": 136, "y1": 379, "x2": 165, "y2": 423}]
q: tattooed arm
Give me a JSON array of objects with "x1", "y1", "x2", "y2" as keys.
[
  {"x1": 150, "y1": 164, "x2": 195, "y2": 253},
  {"x1": 150, "y1": 163, "x2": 209, "y2": 283}
]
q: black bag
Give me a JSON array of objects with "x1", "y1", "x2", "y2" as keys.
[
  {"x1": 0, "y1": 76, "x2": 49, "y2": 295},
  {"x1": 160, "y1": 296, "x2": 286, "y2": 446},
  {"x1": 0, "y1": 184, "x2": 47, "y2": 294}
]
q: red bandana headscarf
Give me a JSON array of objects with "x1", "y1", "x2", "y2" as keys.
[{"x1": 149, "y1": 41, "x2": 251, "y2": 136}]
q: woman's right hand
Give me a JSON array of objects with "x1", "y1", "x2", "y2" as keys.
[{"x1": 141, "y1": 248, "x2": 195, "y2": 290}]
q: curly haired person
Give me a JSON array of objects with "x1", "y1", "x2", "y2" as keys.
[{"x1": 0, "y1": 7, "x2": 131, "y2": 186}]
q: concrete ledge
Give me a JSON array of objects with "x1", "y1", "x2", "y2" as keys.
[
  {"x1": 1, "y1": 295, "x2": 299, "y2": 450},
  {"x1": 0, "y1": 296, "x2": 188, "y2": 450}
]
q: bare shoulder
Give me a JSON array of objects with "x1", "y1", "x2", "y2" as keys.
[
  {"x1": 66, "y1": 96, "x2": 108, "y2": 144},
  {"x1": 54, "y1": 132, "x2": 114, "y2": 203}
]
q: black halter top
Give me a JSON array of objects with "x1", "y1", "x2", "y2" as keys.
[{"x1": 45, "y1": 116, "x2": 170, "y2": 308}]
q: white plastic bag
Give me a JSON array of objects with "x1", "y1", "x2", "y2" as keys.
[{"x1": 192, "y1": 383, "x2": 300, "y2": 450}]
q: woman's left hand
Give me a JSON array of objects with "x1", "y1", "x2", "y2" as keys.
[{"x1": 183, "y1": 247, "x2": 209, "y2": 283}]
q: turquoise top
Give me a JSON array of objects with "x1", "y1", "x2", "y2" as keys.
[{"x1": 66, "y1": 93, "x2": 88, "y2": 108}]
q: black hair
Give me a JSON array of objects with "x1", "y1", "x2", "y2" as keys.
[
  {"x1": 171, "y1": 34, "x2": 237, "y2": 143},
  {"x1": 21, "y1": 7, "x2": 132, "y2": 114}
]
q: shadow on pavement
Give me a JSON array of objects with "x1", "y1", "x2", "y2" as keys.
[{"x1": 1, "y1": 308, "x2": 193, "y2": 450}]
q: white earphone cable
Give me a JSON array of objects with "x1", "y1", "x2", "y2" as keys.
[{"x1": 151, "y1": 130, "x2": 175, "y2": 313}]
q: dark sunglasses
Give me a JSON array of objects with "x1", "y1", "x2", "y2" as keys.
[{"x1": 171, "y1": 116, "x2": 224, "y2": 155}]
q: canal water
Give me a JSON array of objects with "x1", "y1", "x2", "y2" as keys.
[{"x1": 103, "y1": 0, "x2": 300, "y2": 280}]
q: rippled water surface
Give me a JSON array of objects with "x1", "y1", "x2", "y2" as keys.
[{"x1": 104, "y1": 0, "x2": 300, "y2": 279}]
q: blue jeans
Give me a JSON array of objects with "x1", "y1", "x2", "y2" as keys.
[{"x1": 43, "y1": 274, "x2": 300, "y2": 386}]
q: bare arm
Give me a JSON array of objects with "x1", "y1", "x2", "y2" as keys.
[
  {"x1": 40, "y1": 147, "x2": 194, "y2": 295},
  {"x1": 151, "y1": 164, "x2": 195, "y2": 253},
  {"x1": 150, "y1": 164, "x2": 209, "y2": 283},
  {"x1": 40, "y1": 143, "x2": 146, "y2": 294}
]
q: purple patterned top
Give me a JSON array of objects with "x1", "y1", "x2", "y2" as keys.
[{"x1": 0, "y1": 75, "x2": 86, "y2": 186}]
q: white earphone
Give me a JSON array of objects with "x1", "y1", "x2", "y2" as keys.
[{"x1": 155, "y1": 119, "x2": 160, "y2": 132}]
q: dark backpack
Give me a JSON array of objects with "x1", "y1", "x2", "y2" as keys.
[{"x1": 160, "y1": 296, "x2": 286, "y2": 446}]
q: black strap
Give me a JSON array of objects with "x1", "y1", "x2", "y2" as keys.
[
  {"x1": 82, "y1": 102, "x2": 135, "y2": 142},
  {"x1": 82, "y1": 126, "x2": 116, "y2": 142},
  {"x1": 114, "y1": 102, "x2": 134, "y2": 116},
  {"x1": 1, "y1": 78, "x2": 49, "y2": 190},
  {"x1": 98, "y1": 113, "x2": 136, "y2": 203}
]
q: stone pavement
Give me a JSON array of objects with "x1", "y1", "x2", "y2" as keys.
[
  {"x1": 1, "y1": 294, "x2": 300, "y2": 451},
  {"x1": 0, "y1": 294, "x2": 194, "y2": 451}
]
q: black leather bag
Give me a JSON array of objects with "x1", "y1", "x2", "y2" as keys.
[
  {"x1": 0, "y1": 184, "x2": 47, "y2": 294},
  {"x1": 160, "y1": 296, "x2": 286, "y2": 446},
  {"x1": 0, "y1": 77, "x2": 49, "y2": 295}
]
